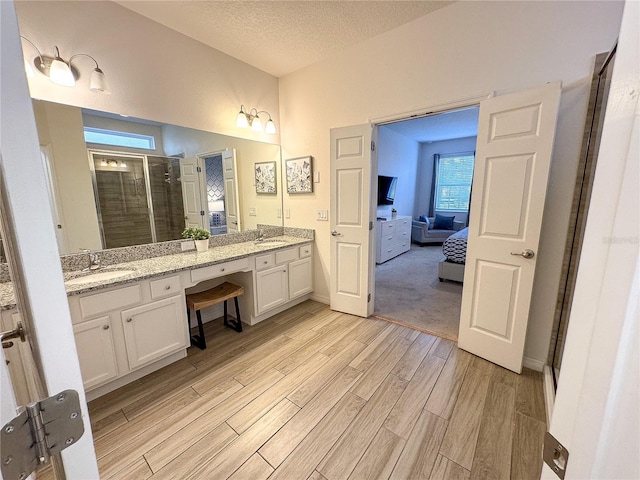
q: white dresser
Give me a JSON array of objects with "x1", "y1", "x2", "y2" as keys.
[{"x1": 376, "y1": 215, "x2": 411, "y2": 264}]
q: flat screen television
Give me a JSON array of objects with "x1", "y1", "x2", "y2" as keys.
[{"x1": 377, "y1": 175, "x2": 398, "y2": 205}]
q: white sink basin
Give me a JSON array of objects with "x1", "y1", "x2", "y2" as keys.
[
  {"x1": 66, "y1": 270, "x2": 136, "y2": 285},
  {"x1": 255, "y1": 240, "x2": 288, "y2": 247}
]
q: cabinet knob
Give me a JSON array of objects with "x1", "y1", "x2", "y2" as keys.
[
  {"x1": 220, "y1": 268, "x2": 225, "y2": 272},
  {"x1": 263, "y1": 261, "x2": 268, "y2": 264},
  {"x1": 165, "y1": 285, "x2": 171, "y2": 290},
  {"x1": 126, "y1": 318, "x2": 132, "y2": 323},
  {"x1": 103, "y1": 325, "x2": 109, "y2": 330}
]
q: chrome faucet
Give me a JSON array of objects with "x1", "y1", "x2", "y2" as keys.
[
  {"x1": 256, "y1": 229, "x2": 265, "y2": 242},
  {"x1": 80, "y1": 249, "x2": 101, "y2": 271}
]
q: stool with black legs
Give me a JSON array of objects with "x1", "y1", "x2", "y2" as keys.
[{"x1": 185, "y1": 282, "x2": 244, "y2": 349}]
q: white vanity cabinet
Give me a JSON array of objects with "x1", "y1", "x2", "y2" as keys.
[
  {"x1": 255, "y1": 245, "x2": 313, "y2": 316},
  {"x1": 68, "y1": 274, "x2": 189, "y2": 397}
]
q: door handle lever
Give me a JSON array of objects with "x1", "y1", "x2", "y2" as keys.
[
  {"x1": 0, "y1": 321, "x2": 25, "y2": 345},
  {"x1": 511, "y1": 249, "x2": 535, "y2": 259},
  {"x1": 331, "y1": 230, "x2": 342, "y2": 237}
]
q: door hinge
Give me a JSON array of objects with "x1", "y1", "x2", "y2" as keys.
[
  {"x1": 371, "y1": 141, "x2": 376, "y2": 152},
  {"x1": 368, "y1": 293, "x2": 371, "y2": 302},
  {"x1": 369, "y1": 221, "x2": 373, "y2": 231},
  {"x1": 200, "y1": 210, "x2": 205, "y2": 216},
  {"x1": 196, "y1": 166, "x2": 202, "y2": 173},
  {"x1": 1, "y1": 390, "x2": 85, "y2": 480},
  {"x1": 543, "y1": 432, "x2": 569, "y2": 479}
]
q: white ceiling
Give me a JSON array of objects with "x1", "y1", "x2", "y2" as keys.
[
  {"x1": 115, "y1": 1, "x2": 453, "y2": 77},
  {"x1": 382, "y1": 106, "x2": 479, "y2": 143}
]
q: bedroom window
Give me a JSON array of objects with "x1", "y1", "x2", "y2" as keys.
[
  {"x1": 433, "y1": 153, "x2": 475, "y2": 212},
  {"x1": 83, "y1": 127, "x2": 156, "y2": 150}
]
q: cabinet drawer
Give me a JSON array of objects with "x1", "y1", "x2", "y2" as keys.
[
  {"x1": 396, "y1": 217, "x2": 411, "y2": 231},
  {"x1": 381, "y1": 234, "x2": 397, "y2": 251},
  {"x1": 150, "y1": 275, "x2": 182, "y2": 300},
  {"x1": 79, "y1": 284, "x2": 142, "y2": 320},
  {"x1": 299, "y1": 244, "x2": 313, "y2": 258},
  {"x1": 275, "y1": 247, "x2": 298, "y2": 265},
  {"x1": 255, "y1": 253, "x2": 275, "y2": 271},
  {"x1": 191, "y1": 257, "x2": 251, "y2": 283},
  {"x1": 382, "y1": 221, "x2": 396, "y2": 234}
]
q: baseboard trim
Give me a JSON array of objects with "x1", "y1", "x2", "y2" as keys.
[
  {"x1": 310, "y1": 293, "x2": 330, "y2": 305},
  {"x1": 543, "y1": 365, "x2": 555, "y2": 427},
  {"x1": 523, "y1": 356, "x2": 545, "y2": 372}
]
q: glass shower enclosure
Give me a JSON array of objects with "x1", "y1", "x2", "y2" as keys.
[{"x1": 89, "y1": 151, "x2": 185, "y2": 249}]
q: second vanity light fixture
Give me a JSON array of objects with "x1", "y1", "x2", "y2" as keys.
[
  {"x1": 20, "y1": 36, "x2": 111, "y2": 94},
  {"x1": 236, "y1": 105, "x2": 277, "y2": 134}
]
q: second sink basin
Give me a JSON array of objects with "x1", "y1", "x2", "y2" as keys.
[
  {"x1": 66, "y1": 270, "x2": 136, "y2": 285},
  {"x1": 255, "y1": 240, "x2": 288, "y2": 247}
]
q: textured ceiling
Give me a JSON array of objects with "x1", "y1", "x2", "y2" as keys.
[
  {"x1": 382, "y1": 106, "x2": 479, "y2": 143},
  {"x1": 114, "y1": 1, "x2": 453, "y2": 77}
]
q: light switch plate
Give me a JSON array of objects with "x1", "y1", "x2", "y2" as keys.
[
  {"x1": 285, "y1": 209, "x2": 291, "y2": 218},
  {"x1": 316, "y1": 209, "x2": 328, "y2": 221},
  {"x1": 313, "y1": 171, "x2": 320, "y2": 183},
  {"x1": 249, "y1": 206, "x2": 257, "y2": 216},
  {"x1": 277, "y1": 208, "x2": 282, "y2": 218}
]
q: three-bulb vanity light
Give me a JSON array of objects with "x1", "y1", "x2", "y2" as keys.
[
  {"x1": 20, "y1": 36, "x2": 110, "y2": 94},
  {"x1": 236, "y1": 105, "x2": 277, "y2": 134}
]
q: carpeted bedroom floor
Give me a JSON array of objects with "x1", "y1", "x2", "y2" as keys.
[{"x1": 374, "y1": 243, "x2": 463, "y2": 341}]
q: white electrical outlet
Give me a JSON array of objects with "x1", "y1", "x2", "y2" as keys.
[
  {"x1": 285, "y1": 208, "x2": 291, "y2": 218},
  {"x1": 277, "y1": 208, "x2": 282, "y2": 218},
  {"x1": 313, "y1": 171, "x2": 320, "y2": 183},
  {"x1": 181, "y1": 241, "x2": 195, "y2": 251}
]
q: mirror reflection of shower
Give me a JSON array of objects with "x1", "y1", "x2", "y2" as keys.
[
  {"x1": 204, "y1": 154, "x2": 227, "y2": 235},
  {"x1": 90, "y1": 151, "x2": 185, "y2": 248}
]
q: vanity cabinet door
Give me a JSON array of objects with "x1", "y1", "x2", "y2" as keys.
[
  {"x1": 73, "y1": 316, "x2": 118, "y2": 390},
  {"x1": 289, "y1": 257, "x2": 313, "y2": 300},
  {"x1": 256, "y1": 264, "x2": 289, "y2": 315},
  {"x1": 121, "y1": 296, "x2": 189, "y2": 370}
]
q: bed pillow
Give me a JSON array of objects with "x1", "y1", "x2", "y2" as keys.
[{"x1": 433, "y1": 214, "x2": 455, "y2": 230}]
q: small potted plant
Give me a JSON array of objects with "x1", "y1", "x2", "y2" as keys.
[{"x1": 182, "y1": 227, "x2": 211, "y2": 252}]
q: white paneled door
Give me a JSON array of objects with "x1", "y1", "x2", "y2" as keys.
[
  {"x1": 329, "y1": 124, "x2": 375, "y2": 317},
  {"x1": 222, "y1": 149, "x2": 241, "y2": 233},
  {"x1": 180, "y1": 156, "x2": 206, "y2": 229},
  {"x1": 459, "y1": 81, "x2": 562, "y2": 373}
]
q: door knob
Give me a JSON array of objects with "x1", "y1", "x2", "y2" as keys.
[
  {"x1": 331, "y1": 230, "x2": 342, "y2": 237},
  {"x1": 511, "y1": 249, "x2": 535, "y2": 259}
]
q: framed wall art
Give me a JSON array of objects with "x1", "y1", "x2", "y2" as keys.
[
  {"x1": 285, "y1": 156, "x2": 313, "y2": 194},
  {"x1": 254, "y1": 161, "x2": 277, "y2": 194}
]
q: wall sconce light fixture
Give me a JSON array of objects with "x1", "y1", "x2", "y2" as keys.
[
  {"x1": 20, "y1": 36, "x2": 111, "y2": 94},
  {"x1": 236, "y1": 105, "x2": 276, "y2": 134}
]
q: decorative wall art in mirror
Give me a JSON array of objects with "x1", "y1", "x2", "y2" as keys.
[
  {"x1": 30, "y1": 100, "x2": 283, "y2": 255},
  {"x1": 286, "y1": 156, "x2": 313, "y2": 194},
  {"x1": 254, "y1": 162, "x2": 277, "y2": 194}
]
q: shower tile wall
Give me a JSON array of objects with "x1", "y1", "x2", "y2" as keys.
[
  {"x1": 149, "y1": 157, "x2": 185, "y2": 242},
  {"x1": 205, "y1": 155, "x2": 226, "y2": 232},
  {"x1": 95, "y1": 157, "x2": 153, "y2": 249}
]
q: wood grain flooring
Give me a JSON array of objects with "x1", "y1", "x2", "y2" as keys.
[{"x1": 61, "y1": 300, "x2": 546, "y2": 479}]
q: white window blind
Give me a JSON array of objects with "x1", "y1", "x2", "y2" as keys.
[{"x1": 434, "y1": 153, "x2": 475, "y2": 212}]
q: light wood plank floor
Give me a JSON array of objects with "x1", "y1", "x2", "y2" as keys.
[{"x1": 64, "y1": 300, "x2": 548, "y2": 479}]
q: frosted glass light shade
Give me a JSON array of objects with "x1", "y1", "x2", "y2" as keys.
[
  {"x1": 265, "y1": 119, "x2": 277, "y2": 135},
  {"x1": 49, "y1": 57, "x2": 75, "y2": 86},
  {"x1": 236, "y1": 111, "x2": 249, "y2": 128},
  {"x1": 90, "y1": 68, "x2": 110, "y2": 94},
  {"x1": 251, "y1": 116, "x2": 263, "y2": 132}
]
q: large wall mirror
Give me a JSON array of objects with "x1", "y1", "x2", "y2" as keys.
[{"x1": 30, "y1": 100, "x2": 283, "y2": 255}]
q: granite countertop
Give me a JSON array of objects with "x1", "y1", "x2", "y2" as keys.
[{"x1": 0, "y1": 236, "x2": 312, "y2": 310}]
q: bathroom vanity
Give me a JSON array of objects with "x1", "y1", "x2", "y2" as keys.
[{"x1": 0, "y1": 232, "x2": 314, "y2": 400}]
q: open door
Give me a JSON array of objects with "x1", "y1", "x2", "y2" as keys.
[
  {"x1": 329, "y1": 124, "x2": 375, "y2": 317},
  {"x1": 222, "y1": 149, "x2": 241, "y2": 233},
  {"x1": 1, "y1": 1, "x2": 99, "y2": 477},
  {"x1": 458, "y1": 81, "x2": 562, "y2": 373},
  {"x1": 180, "y1": 157, "x2": 206, "y2": 230}
]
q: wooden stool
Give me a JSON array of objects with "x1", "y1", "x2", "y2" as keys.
[{"x1": 186, "y1": 282, "x2": 244, "y2": 349}]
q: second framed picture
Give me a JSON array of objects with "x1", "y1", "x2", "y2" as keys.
[
  {"x1": 254, "y1": 161, "x2": 277, "y2": 194},
  {"x1": 286, "y1": 156, "x2": 313, "y2": 194}
]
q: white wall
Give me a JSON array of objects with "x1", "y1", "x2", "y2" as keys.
[
  {"x1": 417, "y1": 136, "x2": 477, "y2": 223},
  {"x1": 376, "y1": 126, "x2": 419, "y2": 219},
  {"x1": 279, "y1": 1, "x2": 624, "y2": 364},
  {"x1": 15, "y1": 1, "x2": 280, "y2": 145},
  {"x1": 32, "y1": 101, "x2": 102, "y2": 253}
]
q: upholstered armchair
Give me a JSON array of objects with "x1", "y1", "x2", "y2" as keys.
[{"x1": 411, "y1": 215, "x2": 465, "y2": 245}]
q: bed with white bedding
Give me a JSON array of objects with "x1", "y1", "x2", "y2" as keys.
[{"x1": 438, "y1": 227, "x2": 468, "y2": 283}]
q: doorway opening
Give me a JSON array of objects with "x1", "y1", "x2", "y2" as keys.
[{"x1": 372, "y1": 106, "x2": 479, "y2": 341}]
